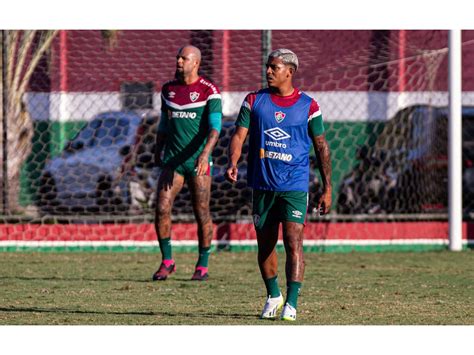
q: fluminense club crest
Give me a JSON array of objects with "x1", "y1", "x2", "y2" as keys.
[
  {"x1": 274, "y1": 111, "x2": 286, "y2": 123},
  {"x1": 190, "y1": 92, "x2": 200, "y2": 102}
]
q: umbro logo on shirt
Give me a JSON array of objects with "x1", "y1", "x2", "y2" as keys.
[
  {"x1": 264, "y1": 127, "x2": 291, "y2": 141},
  {"x1": 292, "y1": 210, "x2": 303, "y2": 218}
]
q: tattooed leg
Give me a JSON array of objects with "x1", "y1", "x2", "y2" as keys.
[
  {"x1": 282, "y1": 221, "x2": 305, "y2": 282},
  {"x1": 155, "y1": 169, "x2": 185, "y2": 240},
  {"x1": 188, "y1": 175, "x2": 213, "y2": 248}
]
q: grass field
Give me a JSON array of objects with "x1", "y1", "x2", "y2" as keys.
[{"x1": 0, "y1": 250, "x2": 473, "y2": 325}]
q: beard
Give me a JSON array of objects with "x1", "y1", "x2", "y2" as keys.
[{"x1": 175, "y1": 68, "x2": 185, "y2": 80}]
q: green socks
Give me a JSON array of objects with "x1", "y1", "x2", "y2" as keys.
[
  {"x1": 263, "y1": 277, "x2": 302, "y2": 307},
  {"x1": 264, "y1": 275, "x2": 281, "y2": 298},
  {"x1": 160, "y1": 239, "x2": 210, "y2": 267},
  {"x1": 158, "y1": 237, "x2": 172, "y2": 260},
  {"x1": 286, "y1": 281, "x2": 302, "y2": 308},
  {"x1": 196, "y1": 246, "x2": 211, "y2": 268}
]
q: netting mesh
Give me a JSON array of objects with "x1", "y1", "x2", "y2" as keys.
[{"x1": 1, "y1": 30, "x2": 474, "y2": 246}]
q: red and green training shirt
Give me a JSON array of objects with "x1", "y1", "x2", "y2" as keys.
[{"x1": 158, "y1": 77, "x2": 222, "y2": 168}]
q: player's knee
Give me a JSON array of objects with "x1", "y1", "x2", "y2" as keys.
[
  {"x1": 196, "y1": 213, "x2": 212, "y2": 226},
  {"x1": 194, "y1": 205, "x2": 211, "y2": 222},
  {"x1": 156, "y1": 202, "x2": 171, "y2": 219},
  {"x1": 285, "y1": 237, "x2": 303, "y2": 254}
]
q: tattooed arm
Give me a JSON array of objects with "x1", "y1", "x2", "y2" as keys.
[
  {"x1": 225, "y1": 126, "x2": 249, "y2": 183},
  {"x1": 195, "y1": 129, "x2": 220, "y2": 176},
  {"x1": 312, "y1": 134, "x2": 332, "y2": 214}
]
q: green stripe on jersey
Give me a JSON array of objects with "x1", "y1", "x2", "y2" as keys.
[{"x1": 309, "y1": 114, "x2": 325, "y2": 136}]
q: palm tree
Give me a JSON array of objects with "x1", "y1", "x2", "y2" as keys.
[{"x1": 0, "y1": 30, "x2": 58, "y2": 214}]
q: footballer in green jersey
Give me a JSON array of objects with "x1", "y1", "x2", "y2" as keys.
[
  {"x1": 158, "y1": 76, "x2": 222, "y2": 176},
  {"x1": 152, "y1": 45, "x2": 222, "y2": 282}
]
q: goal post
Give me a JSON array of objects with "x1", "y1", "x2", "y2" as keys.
[{"x1": 448, "y1": 29, "x2": 462, "y2": 251}]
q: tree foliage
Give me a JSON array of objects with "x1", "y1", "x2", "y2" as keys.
[{"x1": 0, "y1": 30, "x2": 58, "y2": 214}]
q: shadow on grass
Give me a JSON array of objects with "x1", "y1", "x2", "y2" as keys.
[
  {"x1": 0, "y1": 275, "x2": 153, "y2": 283},
  {"x1": 0, "y1": 275, "x2": 227, "y2": 283},
  {"x1": 0, "y1": 306, "x2": 258, "y2": 320}
]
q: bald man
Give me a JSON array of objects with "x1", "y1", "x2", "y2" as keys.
[{"x1": 152, "y1": 45, "x2": 222, "y2": 281}]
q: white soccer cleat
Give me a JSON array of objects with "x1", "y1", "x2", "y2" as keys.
[
  {"x1": 260, "y1": 294, "x2": 284, "y2": 319},
  {"x1": 281, "y1": 303, "x2": 297, "y2": 321}
]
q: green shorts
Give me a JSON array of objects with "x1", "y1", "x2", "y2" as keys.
[
  {"x1": 167, "y1": 160, "x2": 214, "y2": 178},
  {"x1": 252, "y1": 190, "x2": 308, "y2": 230}
]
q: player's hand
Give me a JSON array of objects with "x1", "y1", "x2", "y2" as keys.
[
  {"x1": 195, "y1": 153, "x2": 209, "y2": 176},
  {"x1": 317, "y1": 188, "x2": 332, "y2": 215},
  {"x1": 225, "y1": 165, "x2": 238, "y2": 183}
]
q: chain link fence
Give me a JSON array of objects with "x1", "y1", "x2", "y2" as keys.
[{"x1": 2, "y1": 30, "x2": 474, "y2": 224}]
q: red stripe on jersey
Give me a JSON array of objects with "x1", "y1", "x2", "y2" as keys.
[
  {"x1": 161, "y1": 76, "x2": 220, "y2": 106},
  {"x1": 244, "y1": 88, "x2": 320, "y2": 118},
  {"x1": 309, "y1": 100, "x2": 321, "y2": 118}
]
